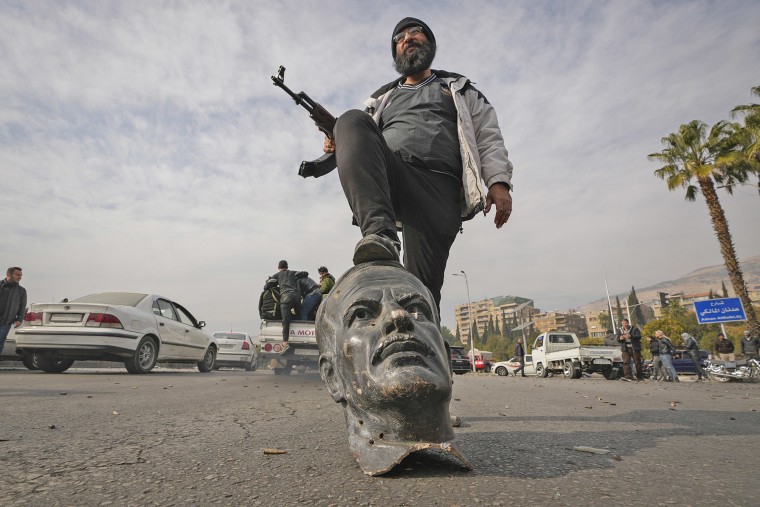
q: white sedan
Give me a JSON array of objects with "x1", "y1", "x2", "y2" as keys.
[
  {"x1": 212, "y1": 331, "x2": 258, "y2": 371},
  {"x1": 15, "y1": 292, "x2": 217, "y2": 374},
  {"x1": 492, "y1": 355, "x2": 536, "y2": 377}
]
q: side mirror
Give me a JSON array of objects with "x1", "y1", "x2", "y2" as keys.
[{"x1": 198, "y1": 321, "x2": 206, "y2": 328}]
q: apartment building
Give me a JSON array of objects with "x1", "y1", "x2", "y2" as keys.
[
  {"x1": 453, "y1": 295, "x2": 538, "y2": 343},
  {"x1": 532, "y1": 310, "x2": 588, "y2": 336}
]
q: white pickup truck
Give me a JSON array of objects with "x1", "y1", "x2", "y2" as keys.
[
  {"x1": 531, "y1": 331, "x2": 623, "y2": 380},
  {"x1": 257, "y1": 320, "x2": 318, "y2": 375}
]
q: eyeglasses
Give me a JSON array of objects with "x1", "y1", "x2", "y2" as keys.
[{"x1": 393, "y1": 26, "x2": 424, "y2": 43}]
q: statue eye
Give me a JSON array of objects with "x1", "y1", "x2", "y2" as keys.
[
  {"x1": 348, "y1": 303, "x2": 379, "y2": 327},
  {"x1": 406, "y1": 302, "x2": 430, "y2": 321}
]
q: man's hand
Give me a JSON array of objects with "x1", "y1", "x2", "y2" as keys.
[
  {"x1": 485, "y1": 182, "x2": 512, "y2": 229},
  {"x1": 14, "y1": 321, "x2": 21, "y2": 328},
  {"x1": 323, "y1": 136, "x2": 335, "y2": 153}
]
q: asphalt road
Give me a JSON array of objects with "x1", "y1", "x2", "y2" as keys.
[{"x1": 1, "y1": 365, "x2": 759, "y2": 506}]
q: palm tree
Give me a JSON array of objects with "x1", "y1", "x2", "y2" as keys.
[
  {"x1": 726, "y1": 85, "x2": 760, "y2": 194},
  {"x1": 649, "y1": 120, "x2": 759, "y2": 336}
]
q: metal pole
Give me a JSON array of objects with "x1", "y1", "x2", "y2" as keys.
[
  {"x1": 453, "y1": 271, "x2": 476, "y2": 373},
  {"x1": 623, "y1": 300, "x2": 631, "y2": 323},
  {"x1": 603, "y1": 265, "x2": 617, "y2": 334}
]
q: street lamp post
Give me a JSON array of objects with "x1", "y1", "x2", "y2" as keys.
[{"x1": 452, "y1": 271, "x2": 476, "y2": 373}]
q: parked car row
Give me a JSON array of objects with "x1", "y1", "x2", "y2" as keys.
[{"x1": 1, "y1": 292, "x2": 259, "y2": 374}]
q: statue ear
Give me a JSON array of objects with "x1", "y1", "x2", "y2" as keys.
[{"x1": 319, "y1": 354, "x2": 344, "y2": 402}]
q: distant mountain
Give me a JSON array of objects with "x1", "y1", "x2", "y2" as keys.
[{"x1": 579, "y1": 255, "x2": 760, "y2": 313}]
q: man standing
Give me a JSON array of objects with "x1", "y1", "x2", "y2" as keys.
[
  {"x1": 655, "y1": 330, "x2": 679, "y2": 382},
  {"x1": 318, "y1": 266, "x2": 335, "y2": 294},
  {"x1": 740, "y1": 330, "x2": 760, "y2": 360},
  {"x1": 0, "y1": 267, "x2": 26, "y2": 354},
  {"x1": 270, "y1": 261, "x2": 305, "y2": 347},
  {"x1": 324, "y1": 17, "x2": 513, "y2": 310},
  {"x1": 714, "y1": 333, "x2": 735, "y2": 361},
  {"x1": 681, "y1": 332, "x2": 707, "y2": 381},
  {"x1": 513, "y1": 338, "x2": 526, "y2": 377},
  {"x1": 617, "y1": 318, "x2": 643, "y2": 381}
]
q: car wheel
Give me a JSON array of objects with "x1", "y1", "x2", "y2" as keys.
[
  {"x1": 197, "y1": 347, "x2": 216, "y2": 373},
  {"x1": 495, "y1": 366, "x2": 508, "y2": 376},
  {"x1": 37, "y1": 352, "x2": 74, "y2": 373},
  {"x1": 125, "y1": 336, "x2": 158, "y2": 374},
  {"x1": 536, "y1": 363, "x2": 548, "y2": 378},
  {"x1": 563, "y1": 361, "x2": 577, "y2": 379},
  {"x1": 21, "y1": 352, "x2": 39, "y2": 371}
]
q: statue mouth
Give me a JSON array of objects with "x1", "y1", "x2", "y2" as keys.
[{"x1": 371, "y1": 334, "x2": 435, "y2": 366}]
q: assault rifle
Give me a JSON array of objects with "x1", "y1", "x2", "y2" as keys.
[{"x1": 271, "y1": 66, "x2": 337, "y2": 178}]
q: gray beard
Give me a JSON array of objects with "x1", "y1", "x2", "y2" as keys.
[{"x1": 394, "y1": 41, "x2": 436, "y2": 77}]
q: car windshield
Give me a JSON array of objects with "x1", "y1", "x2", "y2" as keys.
[
  {"x1": 214, "y1": 333, "x2": 246, "y2": 340},
  {"x1": 450, "y1": 348, "x2": 467, "y2": 358},
  {"x1": 72, "y1": 292, "x2": 149, "y2": 306}
]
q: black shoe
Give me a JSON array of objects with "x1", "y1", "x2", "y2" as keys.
[{"x1": 353, "y1": 233, "x2": 401, "y2": 265}]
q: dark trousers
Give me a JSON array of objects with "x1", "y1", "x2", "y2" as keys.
[
  {"x1": 334, "y1": 110, "x2": 462, "y2": 309},
  {"x1": 687, "y1": 350, "x2": 707, "y2": 379},
  {"x1": 280, "y1": 293, "x2": 301, "y2": 342},
  {"x1": 622, "y1": 348, "x2": 643, "y2": 379},
  {"x1": 514, "y1": 357, "x2": 525, "y2": 376}
]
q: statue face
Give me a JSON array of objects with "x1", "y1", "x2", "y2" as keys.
[{"x1": 326, "y1": 264, "x2": 451, "y2": 410}]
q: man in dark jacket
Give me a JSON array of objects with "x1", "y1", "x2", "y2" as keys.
[
  {"x1": 0, "y1": 267, "x2": 26, "y2": 354},
  {"x1": 740, "y1": 330, "x2": 760, "y2": 360},
  {"x1": 270, "y1": 260, "x2": 307, "y2": 346},
  {"x1": 714, "y1": 333, "x2": 735, "y2": 361},
  {"x1": 647, "y1": 335, "x2": 665, "y2": 381},
  {"x1": 681, "y1": 332, "x2": 707, "y2": 381},
  {"x1": 513, "y1": 338, "x2": 526, "y2": 377},
  {"x1": 297, "y1": 275, "x2": 322, "y2": 321},
  {"x1": 617, "y1": 318, "x2": 643, "y2": 381}
]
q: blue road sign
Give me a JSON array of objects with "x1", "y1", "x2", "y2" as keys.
[{"x1": 693, "y1": 298, "x2": 747, "y2": 324}]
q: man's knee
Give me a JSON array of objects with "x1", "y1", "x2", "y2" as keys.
[{"x1": 335, "y1": 109, "x2": 374, "y2": 137}]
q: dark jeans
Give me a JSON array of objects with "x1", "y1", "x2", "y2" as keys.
[
  {"x1": 334, "y1": 110, "x2": 462, "y2": 309},
  {"x1": 622, "y1": 348, "x2": 643, "y2": 379},
  {"x1": 687, "y1": 350, "x2": 707, "y2": 379},
  {"x1": 297, "y1": 292, "x2": 322, "y2": 321},
  {"x1": 280, "y1": 293, "x2": 301, "y2": 342},
  {"x1": 0, "y1": 323, "x2": 12, "y2": 354},
  {"x1": 514, "y1": 357, "x2": 525, "y2": 376}
]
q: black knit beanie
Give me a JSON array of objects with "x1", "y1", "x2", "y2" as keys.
[{"x1": 391, "y1": 17, "x2": 435, "y2": 57}]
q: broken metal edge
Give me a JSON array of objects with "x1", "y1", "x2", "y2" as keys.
[{"x1": 349, "y1": 436, "x2": 474, "y2": 476}]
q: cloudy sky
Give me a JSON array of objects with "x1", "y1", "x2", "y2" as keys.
[{"x1": 2, "y1": 0, "x2": 759, "y2": 335}]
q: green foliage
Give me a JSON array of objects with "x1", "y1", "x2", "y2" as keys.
[
  {"x1": 598, "y1": 311, "x2": 612, "y2": 332},
  {"x1": 628, "y1": 286, "x2": 646, "y2": 327},
  {"x1": 615, "y1": 295, "x2": 624, "y2": 326},
  {"x1": 455, "y1": 323, "x2": 460, "y2": 343},
  {"x1": 440, "y1": 325, "x2": 455, "y2": 345}
]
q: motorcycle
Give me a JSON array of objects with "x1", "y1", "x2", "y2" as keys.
[{"x1": 705, "y1": 357, "x2": 760, "y2": 382}]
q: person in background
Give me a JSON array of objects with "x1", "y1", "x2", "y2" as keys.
[
  {"x1": 318, "y1": 266, "x2": 335, "y2": 294},
  {"x1": 740, "y1": 330, "x2": 760, "y2": 360},
  {"x1": 0, "y1": 267, "x2": 26, "y2": 354},
  {"x1": 617, "y1": 318, "x2": 643, "y2": 381},
  {"x1": 297, "y1": 275, "x2": 323, "y2": 321},
  {"x1": 259, "y1": 278, "x2": 281, "y2": 320},
  {"x1": 681, "y1": 332, "x2": 707, "y2": 381},
  {"x1": 513, "y1": 338, "x2": 526, "y2": 377},
  {"x1": 270, "y1": 260, "x2": 306, "y2": 348},
  {"x1": 647, "y1": 335, "x2": 666, "y2": 381},
  {"x1": 603, "y1": 329, "x2": 617, "y2": 346},
  {"x1": 714, "y1": 333, "x2": 735, "y2": 361},
  {"x1": 655, "y1": 330, "x2": 679, "y2": 382}
]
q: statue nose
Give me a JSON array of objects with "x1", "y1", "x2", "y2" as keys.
[{"x1": 384, "y1": 308, "x2": 413, "y2": 334}]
